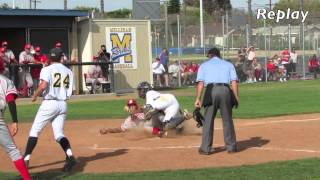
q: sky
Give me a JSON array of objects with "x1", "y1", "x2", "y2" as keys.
[{"x1": 0, "y1": 0, "x2": 279, "y2": 11}]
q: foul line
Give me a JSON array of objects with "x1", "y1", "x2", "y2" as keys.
[
  {"x1": 236, "y1": 117, "x2": 320, "y2": 128},
  {"x1": 90, "y1": 144, "x2": 320, "y2": 154}
]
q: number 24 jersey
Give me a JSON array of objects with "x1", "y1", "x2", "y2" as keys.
[{"x1": 40, "y1": 63, "x2": 74, "y2": 101}]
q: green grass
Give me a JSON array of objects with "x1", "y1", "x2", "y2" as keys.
[
  {"x1": 5, "y1": 80, "x2": 320, "y2": 123},
  {"x1": 2, "y1": 158, "x2": 320, "y2": 179}
]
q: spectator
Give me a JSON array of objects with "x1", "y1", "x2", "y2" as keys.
[
  {"x1": 277, "y1": 56, "x2": 287, "y2": 82},
  {"x1": 290, "y1": 48, "x2": 298, "y2": 74},
  {"x1": 0, "y1": 47, "x2": 10, "y2": 77},
  {"x1": 97, "y1": 45, "x2": 111, "y2": 79},
  {"x1": 152, "y1": 57, "x2": 165, "y2": 87},
  {"x1": 86, "y1": 56, "x2": 106, "y2": 94},
  {"x1": 308, "y1": 54, "x2": 319, "y2": 79},
  {"x1": 281, "y1": 48, "x2": 291, "y2": 78},
  {"x1": 253, "y1": 58, "x2": 263, "y2": 81},
  {"x1": 267, "y1": 58, "x2": 276, "y2": 81},
  {"x1": 168, "y1": 60, "x2": 181, "y2": 78},
  {"x1": 168, "y1": 60, "x2": 182, "y2": 86},
  {"x1": 246, "y1": 46, "x2": 255, "y2": 83},
  {"x1": 189, "y1": 62, "x2": 199, "y2": 84},
  {"x1": 238, "y1": 47, "x2": 246, "y2": 62},
  {"x1": 159, "y1": 48, "x2": 169, "y2": 87},
  {"x1": 2, "y1": 41, "x2": 17, "y2": 83},
  {"x1": 182, "y1": 62, "x2": 191, "y2": 85},
  {"x1": 18, "y1": 44, "x2": 34, "y2": 97},
  {"x1": 30, "y1": 46, "x2": 43, "y2": 94},
  {"x1": 55, "y1": 42, "x2": 68, "y2": 63},
  {"x1": 234, "y1": 56, "x2": 246, "y2": 82}
]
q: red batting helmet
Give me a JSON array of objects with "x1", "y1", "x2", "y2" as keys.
[
  {"x1": 55, "y1": 42, "x2": 62, "y2": 48},
  {"x1": 127, "y1": 99, "x2": 138, "y2": 107}
]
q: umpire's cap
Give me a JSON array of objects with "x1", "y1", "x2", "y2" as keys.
[{"x1": 49, "y1": 48, "x2": 62, "y2": 62}]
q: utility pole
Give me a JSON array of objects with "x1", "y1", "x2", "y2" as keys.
[
  {"x1": 247, "y1": 0, "x2": 252, "y2": 47},
  {"x1": 200, "y1": 0, "x2": 204, "y2": 48},
  {"x1": 300, "y1": 0, "x2": 304, "y2": 49},
  {"x1": 164, "y1": 2, "x2": 168, "y2": 48},
  {"x1": 29, "y1": 0, "x2": 32, "y2": 9},
  {"x1": 64, "y1": 0, "x2": 67, "y2": 10},
  {"x1": 100, "y1": 0, "x2": 104, "y2": 13},
  {"x1": 33, "y1": 0, "x2": 41, "y2": 9}
]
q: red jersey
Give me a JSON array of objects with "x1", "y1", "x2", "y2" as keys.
[
  {"x1": 309, "y1": 58, "x2": 319, "y2": 68},
  {"x1": 30, "y1": 54, "x2": 43, "y2": 79},
  {"x1": 267, "y1": 61, "x2": 276, "y2": 72},
  {"x1": 190, "y1": 64, "x2": 199, "y2": 73},
  {"x1": 281, "y1": 50, "x2": 290, "y2": 62}
]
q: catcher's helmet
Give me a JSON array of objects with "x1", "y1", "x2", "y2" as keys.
[{"x1": 137, "y1": 81, "x2": 152, "y2": 98}]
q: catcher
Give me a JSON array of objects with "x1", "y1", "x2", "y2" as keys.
[
  {"x1": 137, "y1": 81, "x2": 192, "y2": 136},
  {"x1": 99, "y1": 99, "x2": 152, "y2": 134}
]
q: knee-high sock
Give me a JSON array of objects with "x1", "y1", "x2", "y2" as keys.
[
  {"x1": 14, "y1": 158, "x2": 31, "y2": 180},
  {"x1": 24, "y1": 137, "x2": 38, "y2": 157},
  {"x1": 58, "y1": 137, "x2": 73, "y2": 157}
]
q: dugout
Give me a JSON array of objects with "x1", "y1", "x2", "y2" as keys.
[
  {"x1": 77, "y1": 19, "x2": 153, "y2": 93},
  {"x1": 0, "y1": 9, "x2": 88, "y2": 59}
]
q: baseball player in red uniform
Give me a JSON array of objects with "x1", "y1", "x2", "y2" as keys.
[
  {"x1": 0, "y1": 59, "x2": 31, "y2": 179},
  {"x1": 23, "y1": 48, "x2": 76, "y2": 172},
  {"x1": 100, "y1": 99, "x2": 152, "y2": 134},
  {"x1": 18, "y1": 44, "x2": 34, "y2": 97}
]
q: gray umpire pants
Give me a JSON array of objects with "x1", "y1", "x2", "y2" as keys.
[
  {"x1": 0, "y1": 119, "x2": 22, "y2": 161},
  {"x1": 200, "y1": 86, "x2": 237, "y2": 153}
]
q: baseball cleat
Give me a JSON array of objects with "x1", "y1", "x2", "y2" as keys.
[
  {"x1": 63, "y1": 156, "x2": 77, "y2": 172},
  {"x1": 183, "y1": 109, "x2": 192, "y2": 120},
  {"x1": 24, "y1": 160, "x2": 29, "y2": 168}
]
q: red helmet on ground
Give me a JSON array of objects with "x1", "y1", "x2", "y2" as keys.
[
  {"x1": 35, "y1": 46, "x2": 41, "y2": 52},
  {"x1": 127, "y1": 99, "x2": 138, "y2": 107},
  {"x1": 40, "y1": 54, "x2": 48, "y2": 63},
  {"x1": 24, "y1": 44, "x2": 31, "y2": 49},
  {"x1": 55, "y1": 42, "x2": 62, "y2": 48}
]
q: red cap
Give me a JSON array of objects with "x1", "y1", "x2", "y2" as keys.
[
  {"x1": 127, "y1": 99, "x2": 137, "y2": 107},
  {"x1": 35, "y1": 46, "x2": 41, "y2": 52},
  {"x1": 55, "y1": 42, "x2": 62, "y2": 48},
  {"x1": 2, "y1": 41, "x2": 7, "y2": 46},
  {"x1": 40, "y1": 54, "x2": 48, "y2": 63},
  {"x1": 0, "y1": 47, "x2": 4, "y2": 53},
  {"x1": 24, "y1": 44, "x2": 31, "y2": 49}
]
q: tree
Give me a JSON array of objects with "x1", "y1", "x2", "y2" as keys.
[
  {"x1": 74, "y1": 6, "x2": 99, "y2": 12},
  {"x1": 0, "y1": 3, "x2": 10, "y2": 9},
  {"x1": 106, "y1": 9, "x2": 132, "y2": 18},
  {"x1": 168, "y1": 0, "x2": 181, "y2": 14},
  {"x1": 273, "y1": 0, "x2": 320, "y2": 25}
]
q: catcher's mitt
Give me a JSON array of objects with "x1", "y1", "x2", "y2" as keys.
[
  {"x1": 193, "y1": 108, "x2": 204, "y2": 128},
  {"x1": 143, "y1": 104, "x2": 159, "y2": 120}
]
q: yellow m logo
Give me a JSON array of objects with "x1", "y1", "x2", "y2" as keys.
[{"x1": 111, "y1": 33, "x2": 132, "y2": 63}]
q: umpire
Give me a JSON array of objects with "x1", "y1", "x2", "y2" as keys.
[{"x1": 195, "y1": 47, "x2": 239, "y2": 155}]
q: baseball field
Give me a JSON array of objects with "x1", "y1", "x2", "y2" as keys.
[{"x1": 1, "y1": 80, "x2": 320, "y2": 179}]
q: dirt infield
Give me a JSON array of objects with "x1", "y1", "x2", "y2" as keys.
[{"x1": 1, "y1": 113, "x2": 320, "y2": 173}]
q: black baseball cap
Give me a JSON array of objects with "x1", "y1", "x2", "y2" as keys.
[
  {"x1": 49, "y1": 48, "x2": 62, "y2": 62},
  {"x1": 207, "y1": 47, "x2": 221, "y2": 58}
]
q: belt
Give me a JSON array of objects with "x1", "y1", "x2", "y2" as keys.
[{"x1": 208, "y1": 83, "x2": 229, "y2": 87}]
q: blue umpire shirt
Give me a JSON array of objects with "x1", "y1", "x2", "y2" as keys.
[{"x1": 196, "y1": 57, "x2": 238, "y2": 85}]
